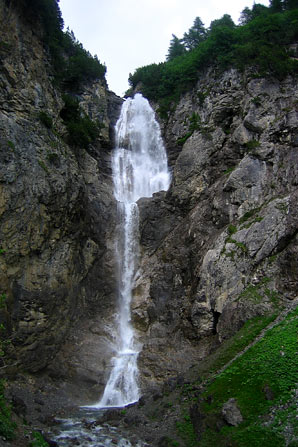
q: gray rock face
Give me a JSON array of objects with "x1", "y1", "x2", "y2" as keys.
[
  {"x1": 0, "y1": 0, "x2": 121, "y2": 395},
  {"x1": 134, "y1": 67, "x2": 298, "y2": 388}
]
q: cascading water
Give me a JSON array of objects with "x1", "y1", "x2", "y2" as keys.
[
  {"x1": 50, "y1": 95, "x2": 169, "y2": 445},
  {"x1": 94, "y1": 93, "x2": 170, "y2": 408}
]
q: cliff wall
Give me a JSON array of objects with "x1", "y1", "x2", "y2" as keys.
[
  {"x1": 134, "y1": 67, "x2": 298, "y2": 386},
  {"x1": 0, "y1": 0, "x2": 122, "y2": 398}
]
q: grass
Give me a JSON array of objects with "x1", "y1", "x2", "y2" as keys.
[
  {"x1": 199, "y1": 306, "x2": 298, "y2": 446},
  {"x1": 7, "y1": 140, "x2": 15, "y2": 151},
  {"x1": 224, "y1": 166, "x2": 235, "y2": 175},
  {"x1": 188, "y1": 313, "x2": 277, "y2": 382},
  {"x1": 239, "y1": 207, "x2": 262, "y2": 224},
  {"x1": 237, "y1": 277, "x2": 281, "y2": 307},
  {"x1": 38, "y1": 160, "x2": 49, "y2": 174},
  {"x1": 176, "y1": 412, "x2": 197, "y2": 447}
]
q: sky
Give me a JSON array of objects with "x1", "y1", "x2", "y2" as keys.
[{"x1": 59, "y1": 0, "x2": 270, "y2": 97}]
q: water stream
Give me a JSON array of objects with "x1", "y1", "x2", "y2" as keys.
[
  {"x1": 51, "y1": 93, "x2": 170, "y2": 445},
  {"x1": 95, "y1": 93, "x2": 170, "y2": 408}
]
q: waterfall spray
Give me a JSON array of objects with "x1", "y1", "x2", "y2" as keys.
[{"x1": 93, "y1": 93, "x2": 170, "y2": 408}]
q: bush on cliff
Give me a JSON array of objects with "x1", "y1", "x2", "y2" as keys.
[
  {"x1": 60, "y1": 94, "x2": 100, "y2": 149},
  {"x1": 19, "y1": 0, "x2": 106, "y2": 89},
  {"x1": 128, "y1": 6, "x2": 298, "y2": 107}
]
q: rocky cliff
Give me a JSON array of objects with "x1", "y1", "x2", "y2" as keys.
[
  {"x1": 0, "y1": 0, "x2": 297, "y2": 444},
  {"x1": 0, "y1": 0, "x2": 123, "y2": 404},
  {"x1": 134, "y1": 67, "x2": 298, "y2": 388}
]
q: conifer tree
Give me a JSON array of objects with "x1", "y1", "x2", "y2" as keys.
[
  {"x1": 166, "y1": 34, "x2": 186, "y2": 61},
  {"x1": 182, "y1": 17, "x2": 207, "y2": 50}
]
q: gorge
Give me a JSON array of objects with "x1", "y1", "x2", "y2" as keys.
[{"x1": 0, "y1": 1, "x2": 297, "y2": 446}]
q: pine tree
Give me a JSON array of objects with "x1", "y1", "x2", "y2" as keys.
[
  {"x1": 182, "y1": 17, "x2": 207, "y2": 51},
  {"x1": 166, "y1": 34, "x2": 186, "y2": 61},
  {"x1": 209, "y1": 14, "x2": 235, "y2": 32},
  {"x1": 270, "y1": 0, "x2": 284, "y2": 12}
]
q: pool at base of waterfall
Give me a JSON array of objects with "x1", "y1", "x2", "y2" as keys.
[{"x1": 49, "y1": 408, "x2": 146, "y2": 447}]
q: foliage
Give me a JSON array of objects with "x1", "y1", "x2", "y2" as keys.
[
  {"x1": 240, "y1": 4, "x2": 270, "y2": 24},
  {"x1": 227, "y1": 224, "x2": 237, "y2": 235},
  {"x1": 60, "y1": 95, "x2": 100, "y2": 148},
  {"x1": 199, "y1": 307, "x2": 298, "y2": 446},
  {"x1": 0, "y1": 381, "x2": 16, "y2": 441},
  {"x1": 177, "y1": 113, "x2": 201, "y2": 145},
  {"x1": 30, "y1": 431, "x2": 49, "y2": 447},
  {"x1": 128, "y1": 8, "x2": 298, "y2": 107},
  {"x1": 167, "y1": 35, "x2": 186, "y2": 61},
  {"x1": 182, "y1": 17, "x2": 207, "y2": 50},
  {"x1": 19, "y1": 0, "x2": 106, "y2": 90},
  {"x1": 239, "y1": 206, "x2": 262, "y2": 224},
  {"x1": 176, "y1": 412, "x2": 197, "y2": 447},
  {"x1": 38, "y1": 111, "x2": 53, "y2": 129},
  {"x1": 57, "y1": 30, "x2": 106, "y2": 90},
  {"x1": 209, "y1": 14, "x2": 235, "y2": 33}
]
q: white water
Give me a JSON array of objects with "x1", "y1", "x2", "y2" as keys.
[{"x1": 93, "y1": 93, "x2": 170, "y2": 408}]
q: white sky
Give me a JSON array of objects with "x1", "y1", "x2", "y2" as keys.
[{"x1": 59, "y1": 0, "x2": 270, "y2": 97}]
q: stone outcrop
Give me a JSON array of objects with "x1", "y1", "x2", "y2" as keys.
[
  {"x1": 222, "y1": 398, "x2": 243, "y2": 426},
  {"x1": 134, "y1": 68, "x2": 298, "y2": 387},
  {"x1": 0, "y1": 0, "x2": 122, "y2": 397}
]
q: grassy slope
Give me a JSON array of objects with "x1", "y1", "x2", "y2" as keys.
[{"x1": 173, "y1": 305, "x2": 298, "y2": 447}]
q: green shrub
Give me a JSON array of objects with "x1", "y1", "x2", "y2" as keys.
[
  {"x1": 244, "y1": 140, "x2": 260, "y2": 150},
  {"x1": 38, "y1": 111, "x2": 53, "y2": 129},
  {"x1": 176, "y1": 412, "x2": 197, "y2": 447},
  {"x1": 128, "y1": 9, "x2": 298, "y2": 109},
  {"x1": 227, "y1": 224, "x2": 237, "y2": 235},
  {"x1": 30, "y1": 431, "x2": 49, "y2": 447},
  {"x1": 7, "y1": 140, "x2": 15, "y2": 150},
  {"x1": 60, "y1": 95, "x2": 100, "y2": 149},
  {"x1": 19, "y1": 1, "x2": 106, "y2": 90},
  {"x1": 0, "y1": 381, "x2": 16, "y2": 441}
]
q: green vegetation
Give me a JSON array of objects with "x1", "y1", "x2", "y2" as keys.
[
  {"x1": 38, "y1": 159, "x2": 49, "y2": 174},
  {"x1": 244, "y1": 139, "x2": 261, "y2": 150},
  {"x1": 199, "y1": 306, "x2": 298, "y2": 446},
  {"x1": 172, "y1": 313, "x2": 278, "y2": 446},
  {"x1": 238, "y1": 277, "x2": 274, "y2": 304},
  {"x1": 239, "y1": 206, "x2": 262, "y2": 224},
  {"x1": 46, "y1": 151, "x2": 59, "y2": 164},
  {"x1": 30, "y1": 431, "x2": 49, "y2": 447},
  {"x1": 0, "y1": 248, "x2": 16, "y2": 441},
  {"x1": 38, "y1": 111, "x2": 53, "y2": 129},
  {"x1": 198, "y1": 314, "x2": 278, "y2": 379},
  {"x1": 176, "y1": 413, "x2": 197, "y2": 447},
  {"x1": 7, "y1": 140, "x2": 15, "y2": 151},
  {"x1": 177, "y1": 113, "x2": 201, "y2": 145},
  {"x1": 60, "y1": 94, "x2": 101, "y2": 149},
  {"x1": 224, "y1": 166, "x2": 235, "y2": 175},
  {"x1": 0, "y1": 381, "x2": 16, "y2": 441},
  {"x1": 19, "y1": 0, "x2": 106, "y2": 90},
  {"x1": 128, "y1": 3, "x2": 298, "y2": 112},
  {"x1": 227, "y1": 224, "x2": 237, "y2": 235}
]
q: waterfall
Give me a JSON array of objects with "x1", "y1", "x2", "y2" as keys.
[{"x1": 92, "y1": 93, "x2": 170, "y2": 408}]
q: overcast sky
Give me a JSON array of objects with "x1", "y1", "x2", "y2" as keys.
[{"x1": 59, "y1": 0, "x2": 270, "y2": 97}]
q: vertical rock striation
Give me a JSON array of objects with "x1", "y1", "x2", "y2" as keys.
[
  {"x1": 135, "y1": 68, "x2": 298, "y2": 387},
  {"x1": 0, "y1": 0, "x2": 122, "y2": 397}
]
